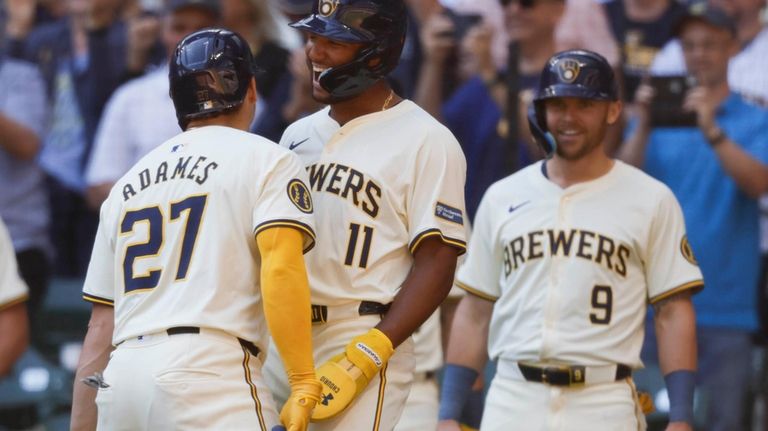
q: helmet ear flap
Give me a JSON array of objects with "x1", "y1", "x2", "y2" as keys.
[{"x1": 528, "y1": 104, "x2": 556, "y2": 158}]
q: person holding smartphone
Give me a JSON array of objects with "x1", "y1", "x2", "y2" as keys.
[{"x1": 620, "y1": 5, "x2": 768, "y2": 430}]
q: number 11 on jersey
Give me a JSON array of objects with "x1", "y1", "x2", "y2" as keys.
[{"x1": 344, "y1": 223, "x2": 374, "y2": 268}]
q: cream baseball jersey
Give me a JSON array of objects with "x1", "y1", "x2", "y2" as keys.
[
  {"x1": 82, "y1": 126, "x2": 315, "y2": 347},
  {"x1": 280, "y1": 100, "x2": 467, "y2": 305},
  {"x1": 456, "y1": 161, "x2": 703, "y2": 368},
  {"x1": 0, "y1": 218, "x2": 28, "y2": 309}
]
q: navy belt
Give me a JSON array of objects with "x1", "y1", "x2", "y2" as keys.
[
  {"x1": 311, "y1": 301, "x2": 391, "y2": 324},
  {"x1": 518, "y1": 363, "x2": 632, "y2": 386},
  {"x1": 165, "y1": 326, "x2": 261, "y2": 357}
]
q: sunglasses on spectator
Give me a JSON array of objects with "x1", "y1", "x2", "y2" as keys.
[{"x1": 500, "y1": 0, "x2": 537, "y2": 8}]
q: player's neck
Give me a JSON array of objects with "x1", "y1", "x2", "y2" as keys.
[
  {"x1": 546, "y1": 152, "x2": 615, "y2": 189},
  {"x1": 328, "y1": 82, "x2": 401, "y2": 126}
]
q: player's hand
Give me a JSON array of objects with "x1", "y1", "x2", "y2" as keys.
[
  {"x1": 280, "y1": 376, "x2": 322, "y2": 431},
  {"x1": 311, "y1": 328, "x2": 394, "y2": 421},
  {"x1": 664, "y1": 421, "x2": 693, "y2": 431}
]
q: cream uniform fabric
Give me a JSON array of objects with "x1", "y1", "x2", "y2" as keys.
[
  {"x1": 457, "y1": 160, "x2": 703, "y2": 368},
  {"x1": 266, "y1": 100, "x2": 467, "y2": 431},
  {"x1": 0, "y1": 217, "x2": 28, "y2": 309},
  {"x1": 83, "y1": 125, "x2": 315, "y2": 347},
  {"x1": 280, "y1": 100, "x2": 467, "y2": 306},
  {"x1": 81, "y1": 125, "x2": 316, "y2": 430}
]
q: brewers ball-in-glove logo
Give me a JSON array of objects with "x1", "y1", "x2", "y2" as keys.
[
  {"x1": 556, "y1": 59, "x2": 581, "y2": 83},
  {"x1": 680, "y1": 235, "x2": 697, "y2": 265},
  {"x1": 287, "y1": 179, "x2": 313, "y2": 214},
  {"x1": 318, "y1": 0, "x2": 340, "y2": 16}
]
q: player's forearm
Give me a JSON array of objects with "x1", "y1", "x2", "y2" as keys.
[
  {"x1": 444, "y1": 294, "x2": 492, "y2": 372},
  {"x1": 376, "y1": 239, "x2": 458, "y2": 347},
  {"x1": 71, "y1": 304, "x2": 114, "y2": 431},
  {"x1": 0, "y1": 303, "x2": 29, "y2": 377},
  {"x1": 654, "y1": 293, "x2": 697, "y2": 374},
  {"x1": 258, "y1": 227, "x2": 315, "y2": 377}
]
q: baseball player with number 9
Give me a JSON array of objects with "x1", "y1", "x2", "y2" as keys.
[
  {"x1": 438, "y1": 50, "x2": 703, "y2": 431},
  {"x1": 71, "y1": 29, "x2": 321, "y2": 431},
  {"x1": 263, "y1": 0, "x2": 467, "y2": 430}
]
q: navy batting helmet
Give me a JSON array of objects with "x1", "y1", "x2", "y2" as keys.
[
  {"x1": 290, "y1": 0, "x2": 407, "y2": 99},
  {"x1": 529, "y1": 49, "x2": 618, "y2": 156},
  {"x1": 169, "y1": 28, "x2": 256, "y2": 130}
]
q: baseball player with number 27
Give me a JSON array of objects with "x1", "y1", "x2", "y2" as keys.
[
  {"x1": 438, "y1": 50, "x2": 703, "y2": 431},
  {"x1": 263, "y1": 0, "x2": 467, "y2": 430},
  {"x1": 71, "y1": 29, "x2": 321, "y2": 431}
]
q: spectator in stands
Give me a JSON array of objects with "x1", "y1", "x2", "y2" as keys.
[
  {"x1": 619, "y1": 5, "x2": 768, "y2": 430},
  {"x1": 0, "y1": 52, "x2": 50, "y2": 322},
  {"x1": 8, "y1": 0, "x2": 135, "y2": 277},
  {"x1": 652, "y1": 0, "x2": 768, "y2": 102},
  {"x1": 84, "y1": 0, "x2": 220, "y2": 210},
  {"x1": 555, "y1": 0, "x2": 620, "y2": 67},
  {"x1": 601, "y1": 0, "x2": 688, "y2": 102},
  {"x1": 0, "y1": 217, "x2": 29, "y2": 377},
  {"x1": 416, "y1": 0, "x2": 565, "y2": 220}
]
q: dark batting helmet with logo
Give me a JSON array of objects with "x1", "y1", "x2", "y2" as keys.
[
  {"x1": 290, "y1": 0, "x2": 407, "y2": 99},
  {"x1": 528, "y1": 49, "x2": 618, "y2": 156},
  {"x1": 169, "y1": 28, "x2": 256, "y2": 130}
]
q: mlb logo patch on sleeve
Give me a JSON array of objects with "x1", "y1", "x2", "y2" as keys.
[{"x1": 435, "y1": 202, "x2": 463, "y2": 225}]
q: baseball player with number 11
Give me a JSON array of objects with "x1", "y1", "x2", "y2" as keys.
[
  {"x1": 438, "y1": 50, "x2": 703, "y2": 431},
  {"x1": 263, "y1": 0, "x2": 467, "y2": 430}
]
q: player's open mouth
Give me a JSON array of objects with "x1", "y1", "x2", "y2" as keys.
[{"x1": 312, "y1": 65, "x2": 328, "y2": 83}]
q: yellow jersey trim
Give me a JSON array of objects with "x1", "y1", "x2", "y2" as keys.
[
  {"x1": 83, "y1": 293, "x2": 115, "y2": 306},
  {"x1": 254, "y1": 219, "x2": 316, "y2": 253},
  {"x1": 0, "y1": 294, "x2": 28, "y2": 311},
  {"x1": 649, "y1": 280, "x2": 704, "y2": 304},
  {"x1": 409, "y1": 228, "x2": 467, "y2": 256},
  {"x1": 455, "y1": 281, "x2": 498, "y2": 302}
]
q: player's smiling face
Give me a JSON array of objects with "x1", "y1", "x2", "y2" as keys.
[
  {"x1": 544, "y1": 97, "x2": 621, "y2": 161},
  {"x1": 304, "y1": 34, "x2": 366, "y2": 103}
]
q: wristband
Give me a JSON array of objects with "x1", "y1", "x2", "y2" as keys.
[
  {"x1": 664, "y1": 370, "x2": 695, "y2": 424},
  {"x1": 460, "y1": 387, "x2": 485, "y2": 428},
  {"x1": 438, "y1": 364, "x2": 479, "y2": 421},
  {"x1": 705, "y1": 126, "x2": 727, "y2": 147}
]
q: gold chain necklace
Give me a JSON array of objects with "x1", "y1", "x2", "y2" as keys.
[{"x1": 381, "y1": 90, "x2": 395, "y2": 111}]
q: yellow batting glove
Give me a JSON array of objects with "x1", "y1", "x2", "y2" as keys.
[
  {"x1": 311, "y1": 328, "x2": 394, "y2": 421},
  {"x1": 280, "y1": 373, "x2": 322, "y2": 431}
]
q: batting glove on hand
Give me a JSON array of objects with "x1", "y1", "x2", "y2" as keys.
[
  {"x1": 280, "y1": 373, "x2": 322, "y2": 431},
  {"x1": 311, "y1": 328, "x2": 394, "y2": 421}
]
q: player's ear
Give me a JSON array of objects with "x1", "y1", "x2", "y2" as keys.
[
  {"x1": 606, "y1": 100, "x2": 622, "y2": 125},
  {"x1": 247, "y1": 77, "x2": 257, "y2": 104}
]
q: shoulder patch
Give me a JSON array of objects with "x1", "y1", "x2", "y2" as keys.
[
  {"x1": 435, "y1": 202, "x2": 463, "y2": 225},
  {"x1": 287, "y1": 179, "x2": 313, "y2": 214},
  {"x1": 680, "y1": 235, "x2": 697, "y2": 265}
]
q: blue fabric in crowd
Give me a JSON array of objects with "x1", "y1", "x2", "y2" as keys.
[{"x1": 641, "y1": 93, "x2": 768, "y2": 331}]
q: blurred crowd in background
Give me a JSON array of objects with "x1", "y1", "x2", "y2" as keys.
[{"x1": 0, "y1": 0, "x2": 767, "y2": 429}]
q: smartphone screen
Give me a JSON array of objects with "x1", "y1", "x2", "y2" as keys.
[{"x1": 649, "y1": 75, "x2": 698, "y2": 127}]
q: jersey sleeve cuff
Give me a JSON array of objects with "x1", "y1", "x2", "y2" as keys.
[
  {"x1": 455, "y1": 280, "x2": 498, "y2": 302},
  {"x1": 0, "y1": 293, "x2": 28, "y2": 311},
  {"x1": 254, "y1": 219, "x2": 316, "y2": 253},
  {"x1": 649, "y1": 280, "x2": 704, "y2": 304},
  {"x1": 409, "y1": 228, "x2": 466, "y2": 256},
  {"x1": 83, "y1": 293, "x2": 115, "y2": 306}
]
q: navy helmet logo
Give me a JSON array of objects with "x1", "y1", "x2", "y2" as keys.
[
  {"x1": 287, "y1": 179, "x2": 313, "y2": 214},
  {"x1": 318, "y1": 0, "x2": 340, "y2": 16},
  {"x1": 556, "y1": 59, "x2": 581, "y2": 83}
]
